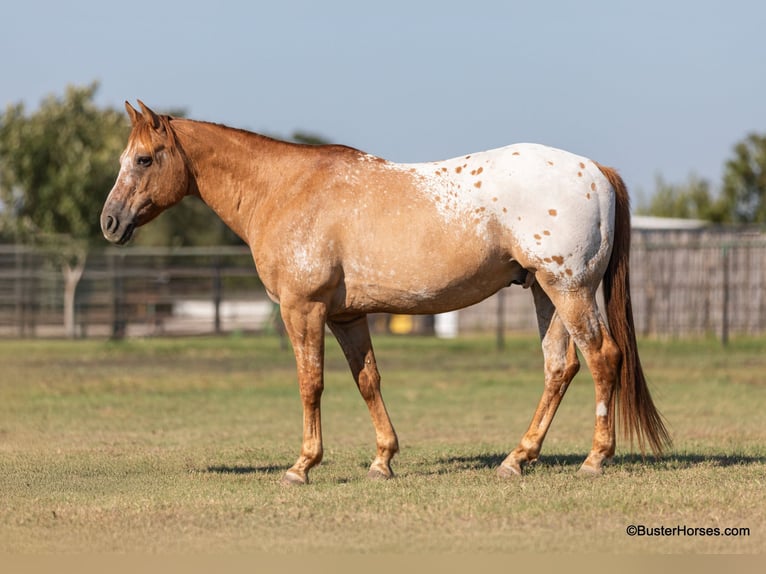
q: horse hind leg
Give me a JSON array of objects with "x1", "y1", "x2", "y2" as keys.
[
  {"x1": 328, "y1": 315, "x2": 399, "y2": 479},
  {"x1": 547, "y1": 287, "x2": 622, "y2": 475},
  {"x1": 498, "y1": 284, "x2": 580, "y2": 477}
]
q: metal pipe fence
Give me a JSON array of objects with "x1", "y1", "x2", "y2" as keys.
[{"x1": 0, "y1": 245, "x2": 277, "y2": 339}]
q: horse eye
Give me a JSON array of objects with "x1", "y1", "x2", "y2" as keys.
[{"x1": 136, "y1": 155, "x2": 153, "y2": 167}]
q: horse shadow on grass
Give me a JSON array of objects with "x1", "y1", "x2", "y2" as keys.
[
  {"x1": 201, "y1": 452, "x2": 764, "y2": 481},
  {"x1": 435, "y1": 452, "x2": 766, "y2": 475},
  {"x1": 205, "y1": 464, "x2": 287, "y2": 476}
]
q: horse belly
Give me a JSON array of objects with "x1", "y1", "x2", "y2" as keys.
[{"x1": 338, "y1": 226, "x2": 520, "y2": 315}]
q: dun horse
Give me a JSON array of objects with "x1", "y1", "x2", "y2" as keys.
[{"x1": 101, "y1": 101, "x2": 670, "y2": 484}]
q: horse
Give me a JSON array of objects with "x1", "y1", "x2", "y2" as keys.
[{"x1": 101, "y1": 101, "x2": 670, "y2": 485}]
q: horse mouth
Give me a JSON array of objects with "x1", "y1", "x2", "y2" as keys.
[{"x1": 115, "y1": 221, "x2": 136, "y2": 245}]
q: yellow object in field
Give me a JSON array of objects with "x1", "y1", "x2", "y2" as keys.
[{"x1": 389, "y1": 314, "x2": 413, "y2": 335}]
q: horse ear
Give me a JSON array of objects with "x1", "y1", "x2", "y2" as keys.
[
  {"x1": 125, "y1": 101, "x2": 141, "y2": 126},
  {"x1": 137, "y1": 100, "x2": 163, "y2": 132}
]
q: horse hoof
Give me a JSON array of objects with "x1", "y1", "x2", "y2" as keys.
[
  {"x1": 281, "y1": 470, "x2": 308, "y2": 486},
  {"x1": 496, "y1": 463, "x2": 522, "y2": 479},
  {"x1": 367, "y1": 467, "x2": 393, "y2": 480},
  {"x1": 577, "y1": 463, "x2": 602, "y2": 477}
]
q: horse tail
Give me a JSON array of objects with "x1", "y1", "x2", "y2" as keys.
[{"x1": 597, "y1": 164, "x2": 672, "y2": 455}]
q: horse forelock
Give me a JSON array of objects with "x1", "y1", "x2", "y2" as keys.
[{"x1": 126, "y1": 114, "x2": 177, "y2": 158}]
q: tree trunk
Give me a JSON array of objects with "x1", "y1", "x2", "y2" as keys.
[{"x1": 63, "y1": 255, "x2": 87, "y2": 339}]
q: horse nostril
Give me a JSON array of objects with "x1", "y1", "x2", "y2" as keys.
[{"x1": 105, "y1": 215, "x2": 118, "y2": 233}]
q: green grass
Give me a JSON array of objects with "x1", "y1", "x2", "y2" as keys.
[{"x1": 0, "y1": 334, "x2": 764, "y2": 554}]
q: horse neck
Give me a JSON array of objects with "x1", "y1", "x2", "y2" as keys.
[{"x1": 172, "y1": 119, "x2": 305, "y2": 243}]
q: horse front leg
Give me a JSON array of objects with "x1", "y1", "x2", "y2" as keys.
[
  {"x1": 328, "y1": 315, "x2": 399, "y2": 479},
  {"x1": 280, "y1": 300, "x2": 328, "y2": 485}
]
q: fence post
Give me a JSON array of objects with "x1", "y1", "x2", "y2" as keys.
[
  {"x1": 213, "y1": 255, "x2": 222, "y2": 334},
  {"x1": 496, "y1": 288, "x2": 506, "y2": 351},
  {"x1": 14, "y1": 245, "x2": 25, "y2": 337},
  {"x1": 721, "y1": 245, "x2": 730, "y2": 346},
  {"x1": 109, "y1": 252, "x2": 126, "y2": 340}
]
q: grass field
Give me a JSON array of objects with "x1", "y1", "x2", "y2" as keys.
[{"x1": 0, "y1": 333, "x2": 764, "y2": 554}]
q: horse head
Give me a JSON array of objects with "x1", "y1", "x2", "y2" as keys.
[{"x1": 101, "y1": 101, "x2": 191, "y2": 244}]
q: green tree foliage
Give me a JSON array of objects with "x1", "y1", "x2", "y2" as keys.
[
  {"x1": 639, "y1": 133, "x2": 766, "y2": 224},
  {"x1": 636, "y1": 173, "x2": 725, "y2": 222},
  {"x1": 0, "y1": 82, "x2": 129, "y2": 246},
  {"x1": 721, "y1": 132, "x2": 766, "y2": 224},
  {"x1": 0, "y1": 83, "x2": 130, "y2": 337}
]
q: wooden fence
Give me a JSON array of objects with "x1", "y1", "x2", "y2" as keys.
[
  {"x1": 458, "y1": 227, "x2": 766, "y2": 341},
  {"x1": 0, "y1": 227, "x2": 764, "y2": 340}
]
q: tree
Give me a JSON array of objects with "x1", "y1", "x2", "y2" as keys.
[
  {"x1": 636, "y1": 173, "x2": 725, "y2": 221},
  {"x1": 721, "y1": 132, "x2": 766, "y2": 224},
  {"x1": 0, "y1": 82, "x2": 129, "y2": 337}
]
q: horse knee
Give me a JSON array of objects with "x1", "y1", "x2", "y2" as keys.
[{"x1": 299, "y1": 381, "x2": 324, "y2": 408}]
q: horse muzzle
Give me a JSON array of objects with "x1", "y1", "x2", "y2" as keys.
[{"x1": 101, "y1": 202, "x2": 137, "y2": 245}]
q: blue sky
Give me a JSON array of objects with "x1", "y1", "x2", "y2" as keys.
[{"x1": 2, "y1": 0, "x2": 764, "y2": 198}]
